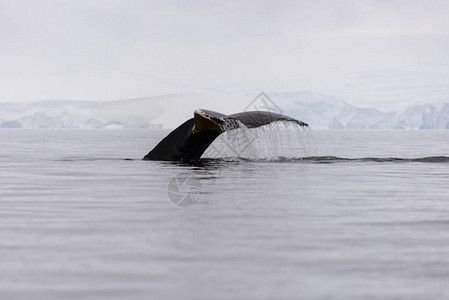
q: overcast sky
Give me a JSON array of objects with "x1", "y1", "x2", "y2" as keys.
[{"x1": 1, "y1": 0, "x2": 449, "y2": 103}]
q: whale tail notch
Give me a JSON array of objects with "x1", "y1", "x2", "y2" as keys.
[{"x1": 143, "y1": 109, "x2": 308, "y2": 162}]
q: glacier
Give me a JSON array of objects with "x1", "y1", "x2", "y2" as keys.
[
  {"x1": 268, "y1": 91, "x2": 449, "y2": 129},
  {"x1": 0, "y1": 92, "x2": 448, "y2": 129}
]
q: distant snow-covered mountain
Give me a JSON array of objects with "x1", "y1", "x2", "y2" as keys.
[
  {"x1": 274, "y1": 91, "x2": 449, "y2": 129},
  {"x1": 0, "y1": 93, "x2": 252, "y2": 129},
  {"x1": 1, "y1": 92, "x2": 448, "y2": 129}
]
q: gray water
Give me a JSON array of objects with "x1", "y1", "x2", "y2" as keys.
[{"x1": 1, "y1": 129, "x2": 449, "y2": 300}]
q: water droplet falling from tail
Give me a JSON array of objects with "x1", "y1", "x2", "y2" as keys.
[{"x1": 203, "y1": 120, "x2": 313, "y2": 160}]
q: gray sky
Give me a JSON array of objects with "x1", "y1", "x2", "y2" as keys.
[{"x1": 1, "y1": 0, "x2": 449, "y2": 103}]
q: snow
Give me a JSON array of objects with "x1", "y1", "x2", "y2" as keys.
[{"x1": 1, "y1": 91, "x2": 448, "y2": 129}]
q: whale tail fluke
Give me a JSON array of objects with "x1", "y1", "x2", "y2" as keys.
[{"x1": 143, "y1": 109, "x2": 308, "y2": 162}]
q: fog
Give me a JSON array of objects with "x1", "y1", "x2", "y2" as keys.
[{"x1": 1, "y1": 0, "x2": 448, "y2": 103}]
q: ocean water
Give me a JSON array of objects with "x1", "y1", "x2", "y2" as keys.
[{"x1": 1, "y1": 129, "x2": 449, "y2": 300}]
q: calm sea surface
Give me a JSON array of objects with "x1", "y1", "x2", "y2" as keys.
[{"x1": 0, "y1": 129, "x2": 448, "y2": 300}]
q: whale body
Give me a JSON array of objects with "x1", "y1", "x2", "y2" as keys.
[{"x1": 143, "y1": 109, "x2": 308, "y2": 162}]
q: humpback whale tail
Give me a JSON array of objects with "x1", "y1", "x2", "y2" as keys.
[{"x1": 143, "y1": 109, "x2": 308, "y2": 162}]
